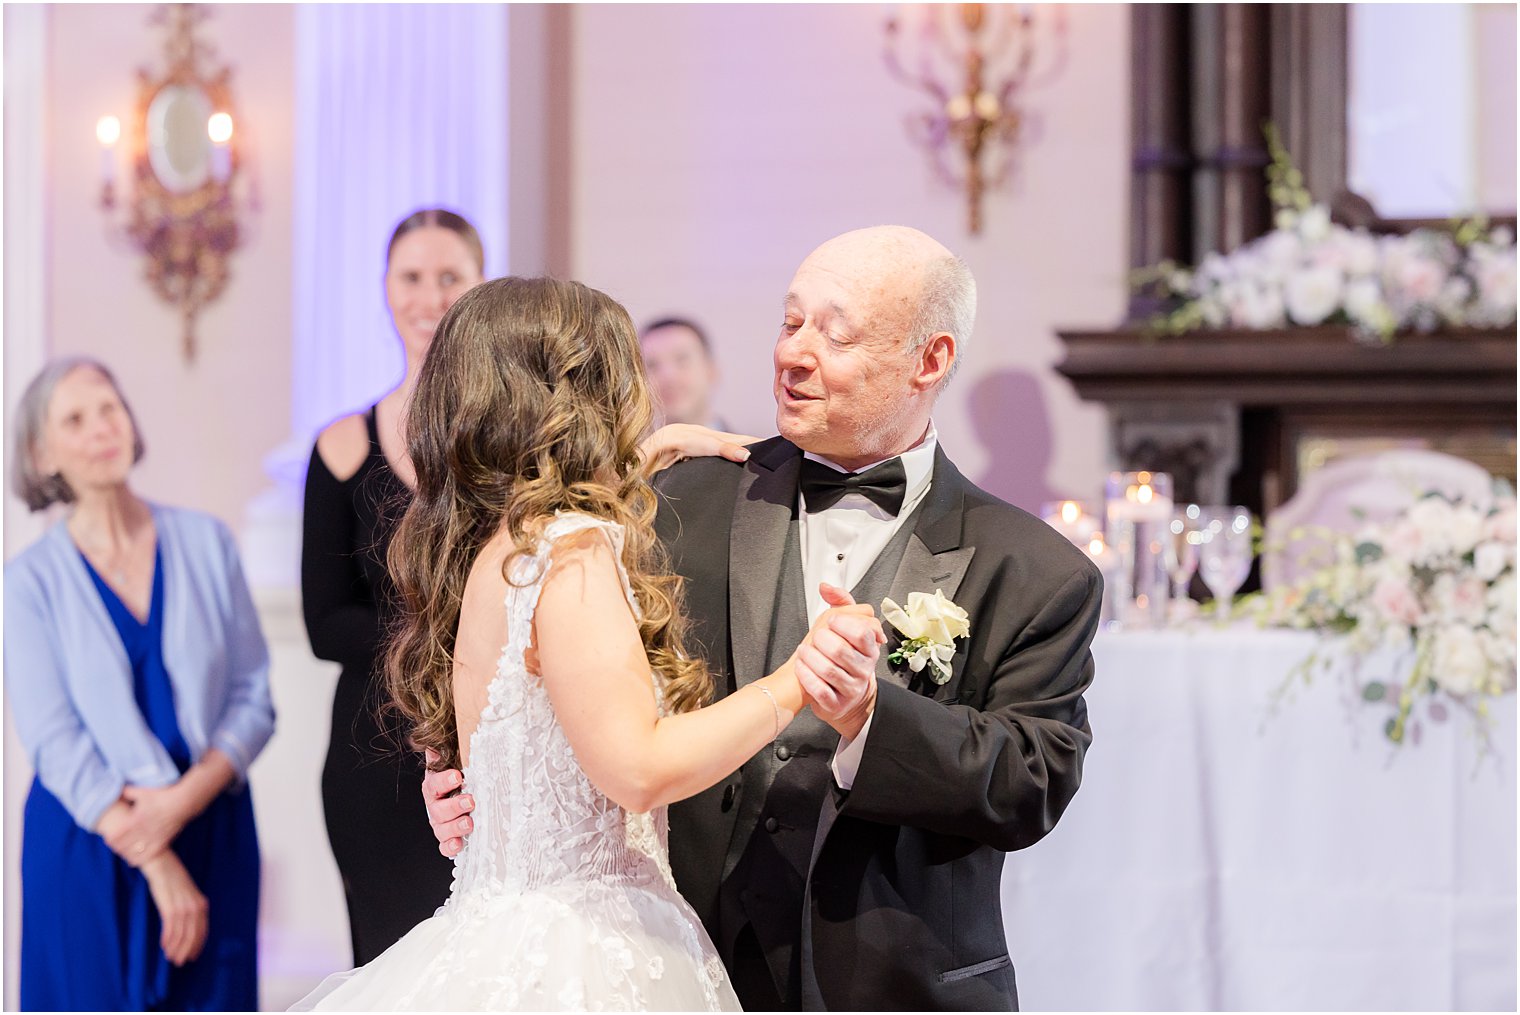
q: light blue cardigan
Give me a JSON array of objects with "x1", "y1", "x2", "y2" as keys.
[{"x1": 4, "y1": 503, "x2": 275, "y2": 830}]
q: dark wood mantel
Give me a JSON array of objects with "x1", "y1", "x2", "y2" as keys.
[
  {"x1": 1058, "y1": 326, "x2": 1515, "y2": 404},
  {"x1": 1056, "y1": 326, "x2": 1517, "y2": 516}
]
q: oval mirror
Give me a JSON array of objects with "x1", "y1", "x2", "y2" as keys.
[{"x1": 146, "y1": 84, "x2": 213, "y2": 193}]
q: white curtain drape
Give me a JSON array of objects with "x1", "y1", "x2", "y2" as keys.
[
  {"x1": 241, "y1": 3, "x2": 509, "y2": 589},
  {"x1": 290, "y1": 2, "x2": 509, "y2": 442}
]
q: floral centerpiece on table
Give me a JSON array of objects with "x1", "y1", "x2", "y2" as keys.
[
  {"x1": 1136, "y1": 127, "x2": 1518, "y2": 342},
  {"x1": 1251, "y1": 489, "x2": 1517, "y2": 748}
]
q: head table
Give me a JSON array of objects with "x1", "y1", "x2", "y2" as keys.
[{"x1": 1000, "y1": 627, "x2": 1516, "y2": 1011}]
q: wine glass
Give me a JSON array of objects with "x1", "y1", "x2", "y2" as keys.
[
  {"x1": 1195, "y1": 506, "x2": 1255, "y2": 624},
  {"x1": 1166, "y1": 505, "x2": 1203, "y2": 619}
]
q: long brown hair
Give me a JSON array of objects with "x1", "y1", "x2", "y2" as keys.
[{"x1": 384, "y1": 276, "x2": 712, "y2": 771}]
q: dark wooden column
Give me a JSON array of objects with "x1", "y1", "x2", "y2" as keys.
[
  {"x1": 1128, "y1": 6, "x2": 1192, "y2": 319},
  {"x1": 1269, "y1": 4, "x2": 1348, "y2": 209},
  {"x1": 1128, "y1": 4, "x2": 1276, "y2": 321},
  {"x1": 1189, "y1": 4, "x2": 1273, "y2": 258}
]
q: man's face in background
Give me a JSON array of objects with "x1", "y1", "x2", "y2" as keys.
[{"x1": 641, "y1": 321, "x2": 719, "y2": 427}]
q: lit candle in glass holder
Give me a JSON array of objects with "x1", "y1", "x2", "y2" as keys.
[
  {"x1": 1104, "y1": 471, "x2": 1174, "y2": 628},
  {"x1": 1040, "y1": 500, "x2": 1099, "y2": 546}
]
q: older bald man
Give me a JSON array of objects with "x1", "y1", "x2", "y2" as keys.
[{"x1": 427, "y1": 227, "x2": 1101, "y2": 1010}]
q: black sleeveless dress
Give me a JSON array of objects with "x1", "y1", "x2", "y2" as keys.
[{"x1": 300, "y1": 406, "x2": 454, "y2": 965}]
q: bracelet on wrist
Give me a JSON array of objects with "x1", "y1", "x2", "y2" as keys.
[{"x1": 754, "y1": 684, "x2": 783, "y2": 741}]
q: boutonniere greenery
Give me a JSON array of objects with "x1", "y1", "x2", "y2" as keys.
[{"x1": 881, "y1": 589, "x2": 971, "y2": 685}]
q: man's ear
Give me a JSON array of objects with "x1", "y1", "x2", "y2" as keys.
[{"x1": 911, "y1": 332, "x2": 956, "y2": 393}]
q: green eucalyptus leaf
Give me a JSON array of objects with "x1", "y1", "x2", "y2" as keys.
[{"x1": 1354, "y1": 542, "x2": 1383, "y2": 565}]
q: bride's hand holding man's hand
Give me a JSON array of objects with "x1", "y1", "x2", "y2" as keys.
[{"x1": 793, "y1": 584, "x2": 885, "y2": 742}]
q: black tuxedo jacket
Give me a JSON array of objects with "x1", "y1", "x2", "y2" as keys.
[{"x1": 656, "y1": 437, "x2": 1101, "y2": 1011}]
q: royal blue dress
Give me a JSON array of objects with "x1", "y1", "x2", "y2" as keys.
[{"x1": 20, "y1": 546, "x2": 261, "y2": 1011}]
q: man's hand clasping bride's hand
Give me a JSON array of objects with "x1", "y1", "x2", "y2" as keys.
[{"x1": 793, "y1": 583, "x2": 885, "y2": 743}]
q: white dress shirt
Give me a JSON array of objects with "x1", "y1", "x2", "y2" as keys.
[{"x1": 798, "y1": 425, "x2": 937, "y2": 790}]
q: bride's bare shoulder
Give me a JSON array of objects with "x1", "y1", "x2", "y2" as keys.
[
  {"x1": 452, "y1": 527, "x2": 524, "y2": 750},
  {"x1": 456, "y1": 531, "x2": 518, "y2": 661}
]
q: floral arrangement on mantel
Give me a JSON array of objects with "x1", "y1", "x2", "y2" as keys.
[
  {"x1": 1250, "y1": 489, "x2": 1516, "y2": 750},
  {"x1": 1136, "y1": 127, "x2": 1518, "y2": 342}
]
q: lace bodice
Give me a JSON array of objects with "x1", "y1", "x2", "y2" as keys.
[{"x1": 446, "y1": 512, "x2": 675, "y2": 907}]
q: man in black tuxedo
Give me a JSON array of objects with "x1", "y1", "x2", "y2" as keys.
[{"x1": 426, "y1": 226, "x2": 1101, "y2": 1010}]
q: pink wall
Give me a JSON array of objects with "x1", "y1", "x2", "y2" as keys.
[
  {"x1": 567, "y1": 4, "x2": 1129, "y2": 511},
  {"x1": 26, "y1": 3, "x2": 1130, "y2": 531},
  {"x1": 1476, "y1": 4, "x2": 1518, "y2": 213},
  {"x1": 44, "y1": 3, "x2": 295, "y2": 533}
]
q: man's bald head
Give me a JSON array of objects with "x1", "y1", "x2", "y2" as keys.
[
  {"x1": 773, "y1": 226, "x2": 976, "y2": 468},
  {"x1": 797, "y1": 226, "x2": 976, "y2": 387}
]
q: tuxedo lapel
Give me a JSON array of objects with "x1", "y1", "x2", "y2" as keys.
[
  {"x1": 876, "y1": 447, "x2": 975, "y2": 695},
  {"x1": 727, "y1": 439, "x2": 802, "y2": 688}
]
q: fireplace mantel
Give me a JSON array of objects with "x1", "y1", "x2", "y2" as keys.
[{"x1": 1056, "y1": 326, "x2": 1517, "y2": 514}]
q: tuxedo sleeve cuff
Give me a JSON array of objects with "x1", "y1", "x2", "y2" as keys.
[{"x1": 829, "y1": 710, "x2": 876, "y2": 790}]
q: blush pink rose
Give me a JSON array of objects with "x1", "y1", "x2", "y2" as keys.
[{"x1": 1372, "y1": 576, "x2": 1423, "y2": 626}]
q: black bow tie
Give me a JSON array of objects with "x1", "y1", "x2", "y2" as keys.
[{"x1": 799, "y1": 456, "x2": 908, "y2": 515}]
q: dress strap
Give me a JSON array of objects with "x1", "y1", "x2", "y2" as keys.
[
  {"x1": 364, "y1": 404, "x2": 382, "y2": 453},
  {"x1": 538, "y1": 512, "x2": 642, "y2": 622}
]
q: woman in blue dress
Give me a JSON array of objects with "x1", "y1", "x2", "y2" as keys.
[{"x1": 4, "y1": 358, "x2": 274, "y2": 1011}]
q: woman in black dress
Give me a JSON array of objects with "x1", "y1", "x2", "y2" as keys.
[{"x1": 301, "y1": 208, "x2": 485, "y2": 964}]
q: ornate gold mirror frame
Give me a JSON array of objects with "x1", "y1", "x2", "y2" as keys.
[{"x1": 101, "y1": 4, "x2": 245, "y2": 363}]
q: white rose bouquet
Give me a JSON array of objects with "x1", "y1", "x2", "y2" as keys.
[
  {"x1": 1135, "y1": 126, "x2": 1517, "y2": 343},
  {"x1": 880, "y1": 590, "x2": 971, "y2": 685},
  {"x1": 1251, "y1": 488, "x2": 1517, "y2": 749}
]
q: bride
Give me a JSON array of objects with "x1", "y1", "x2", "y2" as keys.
[{"x1": 293, "y1": 276, "x2": 883, "y2": 1010}]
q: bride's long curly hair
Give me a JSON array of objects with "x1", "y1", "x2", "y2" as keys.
[{"x1": 384, "y1": 276, "x2": 713, "y2": 772}]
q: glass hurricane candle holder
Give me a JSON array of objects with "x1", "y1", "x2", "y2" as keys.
[{"x1": 1104, "y1": 471, "x2": 1174, "y2": 629}]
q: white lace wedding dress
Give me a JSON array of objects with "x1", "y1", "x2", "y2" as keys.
[{"x1": 294, "y1": 513, "x2": 740, "y2": 1011}]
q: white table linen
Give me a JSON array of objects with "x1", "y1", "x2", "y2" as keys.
[{"x1": 1001, "y1": 627, "x2": 1517, "y2": 1011}]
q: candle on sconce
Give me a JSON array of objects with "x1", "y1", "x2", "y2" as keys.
[
  {"x1": 208, "y1": 112, "x2": 233, "y2": 183},
  {"x1": 95, "y1": 115, "x2": 121, "y2": 206}
]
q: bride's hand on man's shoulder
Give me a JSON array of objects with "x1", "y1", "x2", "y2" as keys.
[
  {"x1": 639, "y1": 424, "x2": 759, "y2": 475},
  {"x1": 422, "y1": 748, "x2": 474, "y2": 858}
]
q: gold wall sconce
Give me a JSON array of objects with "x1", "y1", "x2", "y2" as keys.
[
  {"x1": 884, "y1": 4, "x2": 1066, "y2": 235},
  {"x1": 97, "y1": 4, "x2": 251, "y2": 363}
]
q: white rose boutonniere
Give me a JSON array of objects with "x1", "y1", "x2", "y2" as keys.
[{"x1": 880, "y1": 589, "x2": 971, "y2": 685}]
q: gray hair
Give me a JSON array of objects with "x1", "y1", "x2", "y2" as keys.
[
  {"x1": 11, "y1": 357, "x2": 146, "y2": 512},
  {"x1": 905, "y1": 255, "x2": 977, "y2": 389}
]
